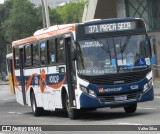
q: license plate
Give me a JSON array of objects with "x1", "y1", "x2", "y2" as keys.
[{"x1": 114, "y1": 95, "x2": 127, "y2": 101}]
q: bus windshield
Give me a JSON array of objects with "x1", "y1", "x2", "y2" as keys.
[{"x1": 77, "y1": 34, "x2": 151, "y2": 76}]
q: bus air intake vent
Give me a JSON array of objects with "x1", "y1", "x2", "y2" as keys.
[{"x1": 90, "y1": 69, "x2": 149, "y2": 85}]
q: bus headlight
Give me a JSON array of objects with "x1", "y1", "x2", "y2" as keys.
[
  {"x1": 80, "y1": 85, "x2": 88, "y2": 93},
  {"x1": 88, "y1": 89, "x2": 96, "y2": 97},
  {"x1": 80, "y1": 85, "x2": 96, "y2": 97},
  {"x1": 143, "y1": 79, "x2": 152, "y2": 92}
]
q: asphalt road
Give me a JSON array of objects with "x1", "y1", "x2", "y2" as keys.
[{"x1": 0, "y1": 83, "x2": 160, "y2": 134}]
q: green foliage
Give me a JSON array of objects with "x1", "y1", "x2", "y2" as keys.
[
  {"x1": 49, "y1": 8, "x2": 62, "y2": 25},
  {"x1": 0, "y1": 0, "x2": 13, "y2": 73},
  {"x1": 56, "y1": 0, "x2": 86, "y2": 24},
  {"x1": 2, "y1": 0, "x2": 43, "y2": 42},
  {"x1": 0, "y1": 0, "x2": 86, "y2": 73}
]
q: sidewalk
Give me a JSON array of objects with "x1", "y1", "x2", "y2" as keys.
[{"x1": 0, "y1": 80, "x2": 9, "y2": 85}]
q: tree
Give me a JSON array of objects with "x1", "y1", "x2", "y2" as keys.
[
  {"x1": 0, "y1": 0, "x2": 13, "y2": 74},
  {"x1": 49, "y1": 8, "x2": 62, "y2": 25},
  {"x1": 56, "y1": 0, "x2": 87, "y2": 24},
  {"x1": 2, "y1": 0, "x2": 43, "y2": 42}
]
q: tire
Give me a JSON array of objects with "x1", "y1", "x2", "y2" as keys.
[
  {"x1": 65, "y1": 94, "x2": 80, "y2": 120},
  {"x1": 124, "y1": 103, "x2": 137, "y2": 113},
  {"x1": 31, "y1": 92, "x2": 44, "y2": 116}
]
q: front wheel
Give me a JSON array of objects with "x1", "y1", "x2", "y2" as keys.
[
  {"x1": 65, "y1": 94, "x2": 80, "y2": 120},
  {"x1": 124, "y1": 103, "x2": 137, "y2": 113},
  {"x1": 31, "y1": 92, "x2": 44, "y2": 116}
]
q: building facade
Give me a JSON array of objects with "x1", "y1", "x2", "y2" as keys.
[{"x1": 83, "y1": 0, "x2": 160, "y2": 77}]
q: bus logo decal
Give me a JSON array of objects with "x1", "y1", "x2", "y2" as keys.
[{"x1": 49, "y1": 75, "x2": 59, "y2": 84}]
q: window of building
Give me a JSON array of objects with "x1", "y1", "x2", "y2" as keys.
[{"x1": 126, "y1": 0, "x2": 160, "y2": 32}]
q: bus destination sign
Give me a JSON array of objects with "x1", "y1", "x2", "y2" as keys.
[{"x1": 85, "y1": 22, "x2": 136, "y2": 34}]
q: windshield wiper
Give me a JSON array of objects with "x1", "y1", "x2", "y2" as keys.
[
  {"x1": 93, "y1": 37, "x2": 111, "y2": 61},
  {"x1": 120, "y1": 33, "x2": 132, "y2": 53},
  {"x1": 119, "y1": 33, "x2": 132, "y2": 63}
]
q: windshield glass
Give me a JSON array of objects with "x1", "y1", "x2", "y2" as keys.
[{"x1": 77, "y1": 34, "x2": 151, "y2": 76}]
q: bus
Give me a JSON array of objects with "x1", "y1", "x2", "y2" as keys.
[
  {"x1": 6, "y1": 53, "x2": 15, "y2": 94},
  {"x1": 12, "y1": 18, "x2": 154, "y2": 119}
]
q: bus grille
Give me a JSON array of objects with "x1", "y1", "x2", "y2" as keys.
[
  {"x1": 97, "y1": 92, "x2": 141, "y2": 103},
  {"x1": 90, "y1": 69, "x2": 149, "y2": 85}
]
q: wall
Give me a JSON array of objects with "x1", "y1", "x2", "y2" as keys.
[{"x1": 82, "y1": 0, "x2": 126, "y2": 22}]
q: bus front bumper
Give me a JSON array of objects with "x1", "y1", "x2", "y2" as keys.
[{"x1": 80, "y1": 86, "x2": 154, "y2": 108}]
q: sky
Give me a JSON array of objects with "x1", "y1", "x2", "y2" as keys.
[{"x1": 0, "y1": 0, "x2": 4, "y2": 4}]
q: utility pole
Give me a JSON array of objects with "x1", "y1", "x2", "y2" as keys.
[
  {"x1": 43, "y1": 0, "x2": 50, "y2": 28},
  {"x1": 41, "y1": 0, "x2": 46, "y2": 28}
]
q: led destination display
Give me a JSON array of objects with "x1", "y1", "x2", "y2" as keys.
[{"x1": 85, "y1": 22, "x2": 136, "y2": 34}]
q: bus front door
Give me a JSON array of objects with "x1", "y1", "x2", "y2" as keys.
[
  {"x1": 19, "y1": 48, "x2": 26, "y2": 105},
  {"x1": 65, "y1": 37, "x2": 76, "y2": 107}
]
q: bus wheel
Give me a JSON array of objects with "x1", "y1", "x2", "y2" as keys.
[
  {"x1": 65, "y1": 94, "x2": 80, "y2": 120},
  {"x1": 31, "y1": 92, "x2": 44, "y2": 116},
  {"x1": 124, "y1": 103, "x2": 137, "y2": 113}
]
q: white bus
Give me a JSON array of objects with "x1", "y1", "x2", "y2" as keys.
[{"x1": 12, "y1": 18, "x2": 154, "y2": 119}]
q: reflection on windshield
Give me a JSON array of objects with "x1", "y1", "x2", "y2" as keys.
[{"x1": 77, "y1": 34, "x2": 151, "y2": 76}]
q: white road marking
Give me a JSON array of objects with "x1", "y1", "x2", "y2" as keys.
[
  {"x1": 8, "y1": 112, "x2": 23, "y2": 115},
  {"x1": 3, "y1": 98, "x2": 15, "y2": 101},
  {"x1": 3, "y1": 99, "x2": 9, "y2": 101},
  {"x1": 137, "y1": 107, "x2": 157, "y2": 110},
  {"x1": 17, "y1": 112, "x2": 22, "y2": 115},
  {"x1": 8, "y1": 112, "x2": 15, "y2": 114},
  {"x1": 155, "y1": 96, "x2": 160, "y2": 99},
  {"x1": 117, "y1": 122, "x2": 143, "y2": 125}
]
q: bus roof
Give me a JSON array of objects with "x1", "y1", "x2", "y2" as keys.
[{"x1": 12, "y1": 24, "x2": 76, "y2": 47}]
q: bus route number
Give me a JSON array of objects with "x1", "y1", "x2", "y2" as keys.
[{"x1": 88, "y1": 25, "x2": 98, "y2": 33}]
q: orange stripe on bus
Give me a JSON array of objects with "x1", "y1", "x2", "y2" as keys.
[
  {"x1": 12, "y1": 25, "x2": 76, "y2": 47},
  {"x1": 25, "y1": 73, "x2": 39, "y2": 92}
]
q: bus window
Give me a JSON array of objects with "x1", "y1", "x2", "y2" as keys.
[
  {"x1": 40, "y1": 42, "x2": 47, "y2": 66},
  {"x1": 48, "y1": 39, "x2": 56, "y2": 65},
  {"x1": 14, "y1": 48, "x2": 19, "y2": 69},
  {"x1": 56, "y1": 38, "x2": 64, "y2": 64},
  {"x1": 33, "y1": 43, "x2": 40, "y2": 67},
  {"x1": 24, "y1": 45, "x2": 32, "y2": 67}
]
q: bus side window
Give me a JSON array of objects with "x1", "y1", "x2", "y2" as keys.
[
  {"x1": 14, "y1": 48, "x2": 19, "y2": 69},
  {"x1": 24, "y1": 45, "x2": 32, "y2": 68},
  {"x1": 33, "y1": 43, "x2": 40, "y2": 67},
  {"x1": 40, "y1": 42, "x2": 47, "y2": 66},
  {"x1": 56, "y1": 38, "x2": 64, "y2": 64},
  {"x1": 48, "y1": 39, "x2": 56, "y2": 65}
]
